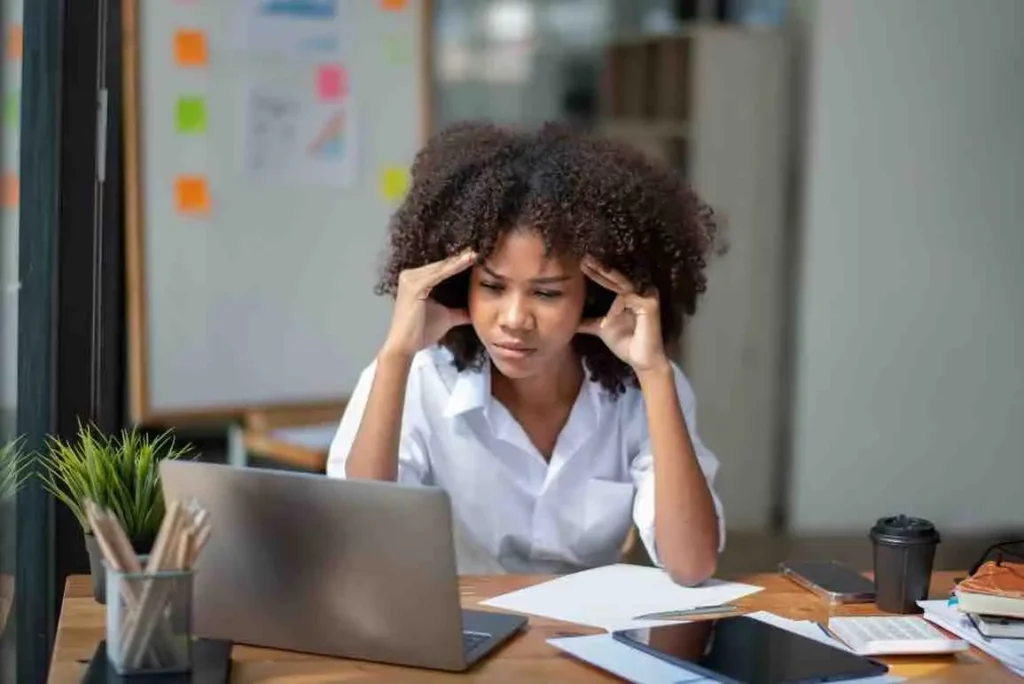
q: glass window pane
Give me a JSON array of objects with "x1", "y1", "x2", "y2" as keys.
[{"x1": 0, "y1": 0, "x2": 23, "y2": 679}]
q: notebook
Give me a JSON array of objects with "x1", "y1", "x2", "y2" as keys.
[{"x1": 955, "y1": 561, "x2": 1024, "y2": 619}]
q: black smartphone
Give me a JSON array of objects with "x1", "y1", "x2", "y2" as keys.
[{"x1": 779, "y1": 560, "x2": 876, "y2": 604}]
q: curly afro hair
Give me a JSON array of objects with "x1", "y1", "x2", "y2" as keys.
[{"x1": 375, "y1": 121, "x2": 719, "y2": 396}]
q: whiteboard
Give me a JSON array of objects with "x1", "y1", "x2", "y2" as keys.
[{"x1": 123, "y1": 0, "x2": 431, "y2": 425}]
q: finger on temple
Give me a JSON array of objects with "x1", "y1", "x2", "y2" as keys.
[
  {"x1": 428, "y1": 249, "x2": 477, "y2": 285},
  {"x1": 581, "y1": 263, "x2": 623, "y2": 293},
  {"x1": 582, "y1": 259, "x2": 633, "y2": 293}
]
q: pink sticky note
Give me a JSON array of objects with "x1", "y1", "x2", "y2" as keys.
[{"x1": 317, "y1": 65, "x2": 345, "y2": 101}]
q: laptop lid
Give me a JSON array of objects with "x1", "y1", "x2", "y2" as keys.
[{"x1": 159, "y1": 460, "x2": 470, "y2": 671}]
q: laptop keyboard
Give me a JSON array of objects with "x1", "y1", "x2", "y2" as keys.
[{"x1": 462, "y1": 630, "x2": 492, "y2": 653}]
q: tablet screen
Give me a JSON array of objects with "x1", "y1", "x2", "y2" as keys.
[{"x1": 612, "y1": 616, "x2": 888, "y2": 684}]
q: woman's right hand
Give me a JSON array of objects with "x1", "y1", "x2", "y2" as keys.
[{"x1": 380, "y1": 249, "x2": 477, "y2": 359}]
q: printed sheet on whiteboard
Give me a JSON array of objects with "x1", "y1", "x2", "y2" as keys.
[
  {"x1": 239, "y1": 0, "x2": 344, "y2": 59},
  {"x1": 241, "y1": 78, "x2": 357, "y2": 188}
]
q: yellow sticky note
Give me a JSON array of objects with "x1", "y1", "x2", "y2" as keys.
[
  {"x1": 2, "y1": 173, "x2": 18, "y2": 209},
  {"x1": 380, "y1": 166, "x2": 410, "y2": 202},
  {"x1": 5, "y1": 25, "x2": 22, "y2": 61},
  {"x1": 175, "y1": 175, "x2": 210, "y2": 215},
  {"x1": 174, "y1": 29, "x2": 208, "y2": 67}
]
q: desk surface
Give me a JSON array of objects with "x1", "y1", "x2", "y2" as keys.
[{"x1": 49, "y1": 571, "x2": 1019, "y2": 683}]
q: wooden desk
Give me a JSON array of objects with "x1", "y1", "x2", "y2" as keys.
[{"x1": 49, "y1": 572, "x2": 1020, "y2": 683}]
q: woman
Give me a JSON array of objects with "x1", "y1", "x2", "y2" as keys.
[{"x1": 326, "y1": 122, "x2": 724, "y2": 585}]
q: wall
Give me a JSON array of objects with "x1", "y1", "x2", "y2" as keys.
[{"x1": 788, "y1": 0, "x2": 1024, "y2": 532}]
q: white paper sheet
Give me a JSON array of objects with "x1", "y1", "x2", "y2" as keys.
[
  {"x1": 744, "y1": 610, "x2": 853, "y2": 651},
  {"x1": 548, "y1": 612, "x2": 904, "y2": 684},
  {"x1": 481, "y1": 563, "x2": 764, "y2": 632},
  {"x1": 919, "y1": 599, "x2": 1024, "y2": 677},
  {"x1": 241, "y1": 78, "x2": 357, "y2": 188},
  {"x1": 239, "y1": 0, "x2": 345, "y2": 59}
]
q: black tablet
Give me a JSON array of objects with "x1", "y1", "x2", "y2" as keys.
[{"x1": 612, "y1": 615, "x2": 888, "y2": 684}]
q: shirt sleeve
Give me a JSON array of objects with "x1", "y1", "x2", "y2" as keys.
[
  {"x1": 629, "y1": 362, "x2": 726, "y2": 567},
  {"x1": 325, "y1": 358, "x2": 432, "y2": 485}
]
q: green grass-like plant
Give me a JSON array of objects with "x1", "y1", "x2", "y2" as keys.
[
  {"x1": 37, "y1": 422, "x2": 194, "y2": 544},
  {"x1": 0, "y1": 437, "x2": 30, "y2": 503}
]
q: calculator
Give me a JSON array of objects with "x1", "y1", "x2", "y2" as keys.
[{"x1": 827, "y1": 616, "x2": 970, "y2": 656}]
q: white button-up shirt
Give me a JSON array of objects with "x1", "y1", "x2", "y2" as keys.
[{"x1": 326, "y1": 346, "x2": 725, "y2": 575}]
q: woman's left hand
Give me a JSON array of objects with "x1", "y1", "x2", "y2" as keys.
[{"x1": 577, "y1": 257, "x2": 670, "y2": 374}]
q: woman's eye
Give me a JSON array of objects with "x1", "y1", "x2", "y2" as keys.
[
  {"x1": 480, "y1": 281, "x2": 504, "y2": 292},
  {"x1": 536, "y1": 290, "x2": 563, "y2": 300}
]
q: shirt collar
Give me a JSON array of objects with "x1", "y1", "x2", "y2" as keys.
[{"x1": 443, "y1": 358, "x2": 492, "y2": 419}]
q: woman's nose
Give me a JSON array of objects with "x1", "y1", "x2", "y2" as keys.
[{"x1": 499, "y1": 294, "x2": 534, "y2": 332}]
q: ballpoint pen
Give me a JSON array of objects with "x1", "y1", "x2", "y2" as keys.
[{"x1": 633, "y1": 603, "x2": 740, "y2": 620}]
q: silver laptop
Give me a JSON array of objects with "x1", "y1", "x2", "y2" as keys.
[{"x1": 159, "y1": 460, "x2": 527, "y2": 672}]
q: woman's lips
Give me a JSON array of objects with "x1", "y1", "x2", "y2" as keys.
[{"x1": 492, "y1": 342, "x2": 536, "y2": 359}]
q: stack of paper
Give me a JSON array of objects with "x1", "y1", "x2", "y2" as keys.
[
  {"x1": 547, "y1": 611, "x2": 902, "y2": 684},
  {"x1": 480, "y1": 563, "x2": 765, "y2": 631},
  {"x1": 919, "y1": 599, "x2": 1024, "y2": 677}
]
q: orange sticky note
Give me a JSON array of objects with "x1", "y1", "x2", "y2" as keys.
[
  {"x1": 380, "y1": 0, "x2": 408, "y2": 10},
  {"x1": 6, "y1": 25, "x2": 23, "y2": 61},
  {"x1": 174, "y1": 29, "x2": 208, "y2": 67},
  {"x1": 175, "y1": 175, "x2": 210, "y2": 215},
  {"x1": 2, "y1": 173, "x2": 18, "y2": 209}
]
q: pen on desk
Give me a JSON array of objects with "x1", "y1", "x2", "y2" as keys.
[
  {"x1": 818, "y1": 622, "x2": 840, "y2": 644},
  {"x1": 633, "y1": 603, "x2": 739, "y2": 620}
]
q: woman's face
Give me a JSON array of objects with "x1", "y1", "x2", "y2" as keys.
[{"x1": 468, "y1": 230, "x2": 586, "y2": 379}]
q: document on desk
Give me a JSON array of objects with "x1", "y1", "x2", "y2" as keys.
[
  {"x1": 919, "y1": 599, "x2": 1024, "y2": 677},
  {"x1": 548, "y1": 612, "x2": 904, "y2": 684},
  {"x1": 480, "y1": 563, "x2": 764, "y2": 631}
]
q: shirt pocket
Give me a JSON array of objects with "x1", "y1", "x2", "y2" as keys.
[{"x1": 572, "y1": 478, "x2": 636, "y2": 563}]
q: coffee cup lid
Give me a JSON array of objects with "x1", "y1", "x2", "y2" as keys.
[{"x1": 871, "y1": 514, "x2": 940, "y2": 544}]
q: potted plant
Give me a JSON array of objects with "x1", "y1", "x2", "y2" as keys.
[
  {"x1": 0, "y1": 435, "x2": 30, "y2": 506},
  {"x1": 1, "y1": 436, "x2": 30, "y2": 637},
  {"x1": 37, "y1": 423, "x2": 193, "y2": 603}
]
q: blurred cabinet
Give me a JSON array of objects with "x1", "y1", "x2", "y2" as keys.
[{"x1": 599, "y1": 26, "x2": 792, "y2": 531}]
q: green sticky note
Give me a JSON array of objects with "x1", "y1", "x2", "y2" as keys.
[
  {"x1": 176, "y1": 96, "x2": 207, "y2": 134},
  {"x1": 4, "y1": 91, "x2": 18, "y2": 127}
]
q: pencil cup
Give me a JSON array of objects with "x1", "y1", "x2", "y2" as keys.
[{"x1": 104, "y1": 561, "x2": 195, "y2": 675}]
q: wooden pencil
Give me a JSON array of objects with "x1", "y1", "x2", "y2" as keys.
[
  {"x1": 87, "y1": 496, "x2": 214, "y2": 671},
  {"x1": 122, "y1": 502, "x2": 185, "y2": 666}
]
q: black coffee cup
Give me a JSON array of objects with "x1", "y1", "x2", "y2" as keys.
[{"x1": 870, "y1": 514, "x2": 941, "y2": 613}]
